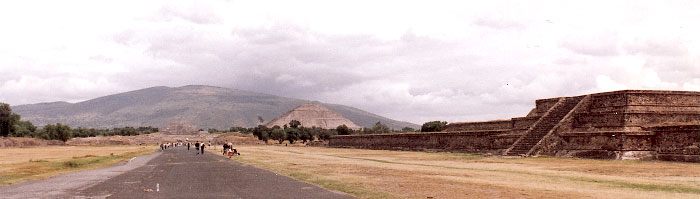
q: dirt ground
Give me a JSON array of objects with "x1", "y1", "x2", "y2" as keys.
[
  {"x1": 221, "y1": 145, "x2": 700, "y2": 199},
  {"x1": 0, "y1": 145, "x2": 153, "y2": 165},
  {"x1": 0, "y1": 145, "x2": 156, "y2": 186}
]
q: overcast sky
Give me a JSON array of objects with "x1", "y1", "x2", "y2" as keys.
[{"x1": 1, "y1": 0, "x2": 699, "y2": 124}]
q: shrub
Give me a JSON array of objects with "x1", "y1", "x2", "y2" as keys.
[{"x1": 421, "y1": 121, "x2": 448, "y2": 132}]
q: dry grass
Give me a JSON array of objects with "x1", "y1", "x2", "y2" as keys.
[
  {"x1": 210, "y1": 145, "x2": 700, "y2": 199},
  {"x1": 0, "y1": 145, "x2": 157, "y2": 186}
]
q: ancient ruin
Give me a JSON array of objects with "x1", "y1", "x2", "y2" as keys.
[
  {"x1": 329, "y1": 90, "x2": 700, "y2": 162},
  {"x1": 265, "y1": 102, "x2": 361, "y2": 130},
  {"x1": 162, "y1": 120, "x2": 197, "y2": 135}
]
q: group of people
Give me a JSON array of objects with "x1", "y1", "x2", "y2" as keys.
[
  {"x1": 159, "y1": 142, "x2": 174, "y2": 150},
  {"x1": 161, "y1": 140, "x2": 240, "y2": 158},
  {"x1": 184, "y1": 141, "x2": 210, "y2": 155},
  {"x1": 222, "y1": 142, "x2": 240, "y2": 158}
]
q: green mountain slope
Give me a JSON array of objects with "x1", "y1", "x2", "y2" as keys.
[{"x1": 12, "y1": 85, "x2": 419, "y2": 129}]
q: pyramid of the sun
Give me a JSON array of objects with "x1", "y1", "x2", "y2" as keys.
[{"x1": 265, "y1": 103, "x2": 361, "y2": 129}]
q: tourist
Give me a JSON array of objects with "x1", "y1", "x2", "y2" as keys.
[
  {"x1": 222, "y1": 142, "x2": 229, "y2": 155},
  {"x1": 228, "y1": 142, "x2": 239, "y2": 156},
  {"x1": 187, "y1": 142, "x2": 190, "y2": 150},
  {"x1": 200, "y1": 142, "x2": 206, "y2": 155},
  {"x1": 195, "y1": 141, "x2": 200, "y2": 154},
  {"x1": 227, "y1": 147, "x2": 233, "y2": 159}
]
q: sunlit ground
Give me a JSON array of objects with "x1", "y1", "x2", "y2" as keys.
[
  {"x1": 210, "y1": 145, "x2": 700, "y2": 199},
  {"x1": 0, "y1": 145, "x2": 156, "y2": 186}
]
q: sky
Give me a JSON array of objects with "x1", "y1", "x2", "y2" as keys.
[{"x1": 1, "y1": 0, "x2": 699, "y2": 124}]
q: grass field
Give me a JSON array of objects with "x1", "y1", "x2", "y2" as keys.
[
  {"x1": 210, "y1": 145, "x2": 700, "y2": 199},
  {"x1": 0, "y1": 145, "x2": 157, "y2": 186}
]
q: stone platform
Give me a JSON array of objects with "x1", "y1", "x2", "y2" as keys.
[{"x1": 329, "y1": 90, "x2": 700, "y2": 162}]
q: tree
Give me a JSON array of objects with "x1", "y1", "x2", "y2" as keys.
[
  {"x1": 336, "y1": 124, "x2": 351, "y2": 135},
  {"x1": 55, "y1": 123, "x2": 72, "y2": 142},
  {"x1": 289, "y1": 120, "x2": 301, "y2": 129},
  {"x1": 229, "y1": 126, "x2": 245, "y2": 133},
  {"x1": 285, "y1": 128, "x2": 299, "y2": 144},
  {"x1": 270, "y1": 128, "x2": 286, "y2": 144},
  {"x1": 11, "y1": 120, "x2": 36, "y2": 137},
  {"x1": 0, "y1": 103, "x2": 13, "y2": 137},
  {"x1": 421, "y1": 121, "x2": 448, "y2": 132},
  {"x1": 317, "y1": 129, "x2": 336, "y2": 141},
  {"x1": 252, "y1": 125, "x2": 270, "y2": 144},
  {"x1": 371, "y1": 122, "x2": 390, "y2": 134},
  {"x1": 41, "y1": 123, "x2": 72, "y2": 141},
  {"x1": 401, "y1": 127, "x2": 415, "y2": 132},
  {"x1": 298, "y1": 127, "x2": 312, "y2": 143}
]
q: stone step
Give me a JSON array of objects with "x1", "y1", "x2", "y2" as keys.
[{"x1": 505, "y1": 97, "x2": 584, "y2": 156}]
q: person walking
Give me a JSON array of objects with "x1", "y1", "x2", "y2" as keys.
[
  {"x1": 222, "y1": 142, "x2": 229, "y2": 155},
  {"x1": 195, "y1": 141, "x2": 200, "y2": 154},
  {"x1": 200, "y1": 142, "x2": 206, "y2": 155},
  {"x1": 187, "y1": 142, "x2": 190, "y2": 150}
]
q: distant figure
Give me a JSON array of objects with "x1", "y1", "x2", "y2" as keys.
[
  {"x1": 228, "y1": 142, "x2": 239, "y2": 158},
  {"x1": 200, "y1": 143, "x2": 206, "y2": 155},
  {"x1": 187, "y1": 142, "x2": 190, "y2": 150},
  {"x1": 160, "y1": 143, "x2": 164, "y2": 151},
  {"x1": 222, "y1": 143, "x2": 229, "y2": 155},
  {"x1": 195, "y1": 141, "x2": 201, "y2": 154}
]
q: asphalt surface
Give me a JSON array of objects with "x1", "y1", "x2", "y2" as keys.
[
  {"x1": 74, "y1": 146, "x2": 354, "y2": 199},
  {"x1": 0, "y1": 152, "x2": 161, "y2": 199}
]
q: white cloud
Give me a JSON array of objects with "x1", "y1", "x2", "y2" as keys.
[{"x1": 1, "y1": 0, "x2": 699, "y2": 124}]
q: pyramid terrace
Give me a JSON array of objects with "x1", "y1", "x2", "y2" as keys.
[{"x1": 329, "y1": 90, "x2": 700, "y2": 162}]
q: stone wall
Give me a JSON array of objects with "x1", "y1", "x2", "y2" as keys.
[
  {"x1": 534, "y1": 98, "x2": 560, "y2": 116},
  {"x1": 444, "y1": 117, "x2": 540, "y2": 133},
  {"x1": 648, "y1": 124, "x2": 700, "y2": 162},
  {"x1": 573, "y1": 90, "x2": 700, "y2": 131},
  {"x1": 329, "y1": 130, "x2": 517, "y2": 153},
  {"x1": 329, "y1": 90, "x2": 700, "y2": 162},
  {"x1": 0, "y1": 137, "x2": 64, "y2": 147},
  {"x1": 444, "y1": 120, "x2": 512, "y2": 132}
]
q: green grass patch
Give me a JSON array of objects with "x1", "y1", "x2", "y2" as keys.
[{"x1": 567, "y1": 176, "x2": 700, "y2": 194}]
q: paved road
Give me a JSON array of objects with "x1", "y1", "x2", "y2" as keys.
[
  {"x1": 1, "y1": 147, "x2": 354, "y2": 199},
  {"x1": 0, "y1": 152, "x2": 161, "y2": 199}
]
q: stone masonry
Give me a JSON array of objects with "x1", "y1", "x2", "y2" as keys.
[{"x1": 329, "y1": 90, "x2": 700, "y2": 162}]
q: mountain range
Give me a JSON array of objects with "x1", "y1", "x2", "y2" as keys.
[{"x1": 12, "y1": 85, "x2": 419, "y2": 130}]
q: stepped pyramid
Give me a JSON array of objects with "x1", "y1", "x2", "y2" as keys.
[
  {"x1": 163, "y1": 120, "x2": 197, "y2": 135},
  {"x1": 265, "y1": 102, "x2": 362, "y2": 129}
]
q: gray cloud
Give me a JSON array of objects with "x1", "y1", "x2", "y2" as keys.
[{"x1": 2, "y1": 1, "x2": 699, "y2": 125}]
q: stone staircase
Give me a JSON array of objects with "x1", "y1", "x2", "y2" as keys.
[{"x1": 505, "y1": 96, "x2": 583, "y2": 156}]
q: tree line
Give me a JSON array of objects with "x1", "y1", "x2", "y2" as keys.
[
  {"x1": 223, "y1": 120, "x2": 449, "y2": 144},
  {"x1": 1, "y1": 103, "x2": 158, "y2": 141},
  {"x1": 3, "y1": 102, "x2": 450, "y2": 143}
]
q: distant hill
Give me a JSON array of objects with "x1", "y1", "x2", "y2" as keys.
[{"x1": 12, "y1": 85, "x2": 419, "y2": 130}]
